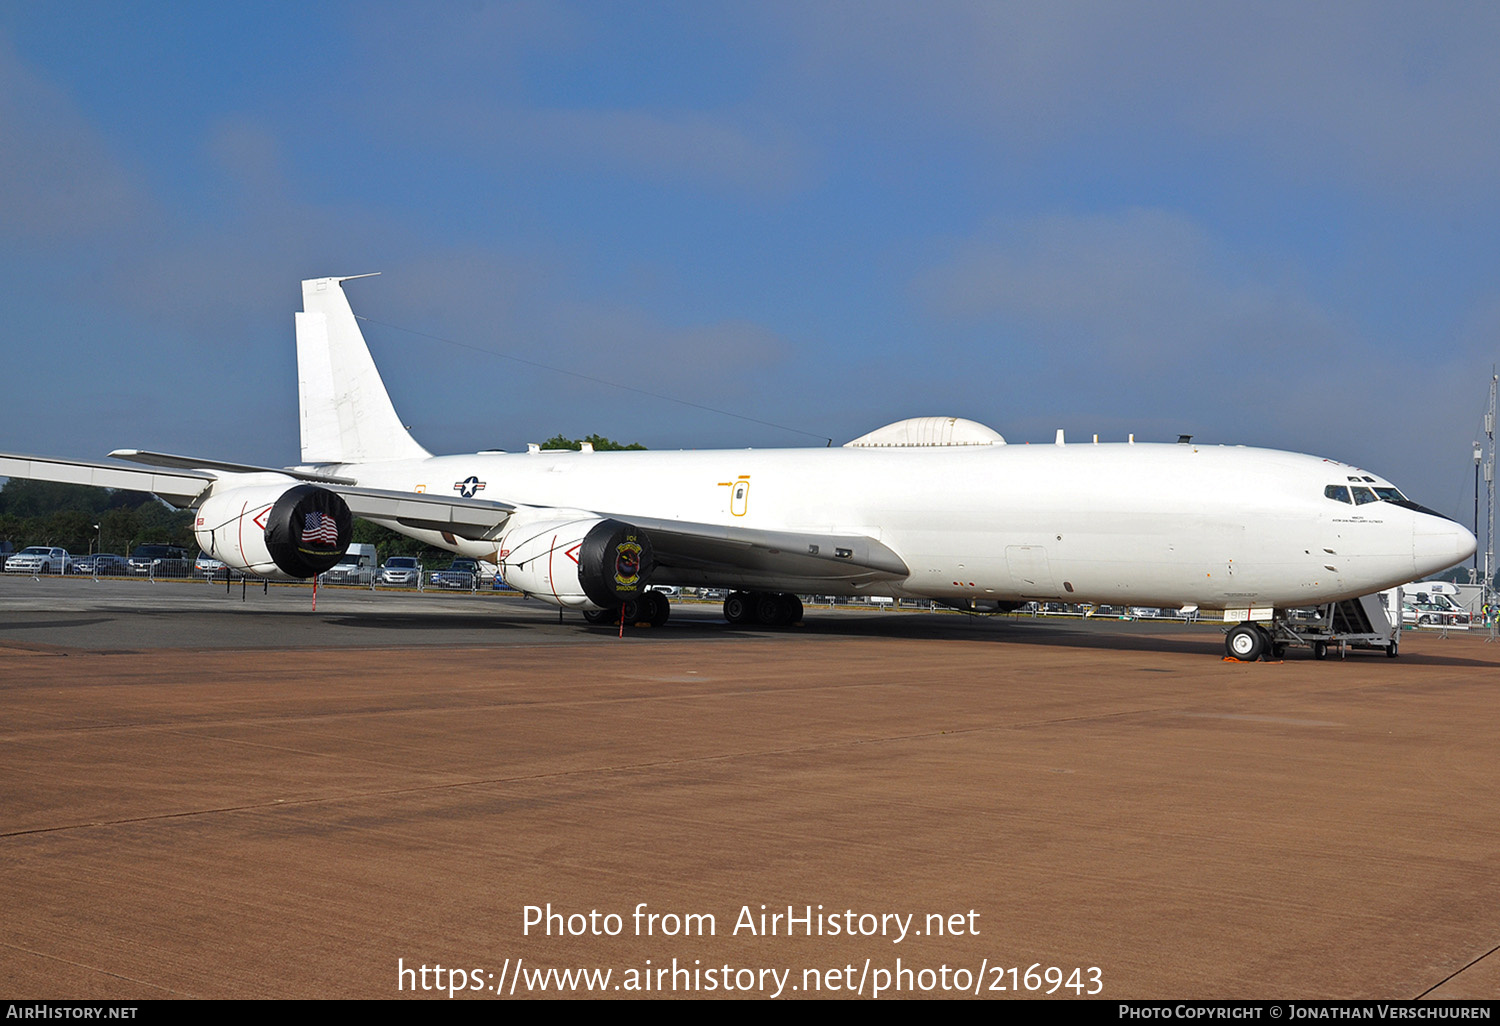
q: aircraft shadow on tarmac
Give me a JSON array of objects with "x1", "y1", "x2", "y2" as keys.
[
  {"x1": 323, "y1": 612, "x2": 532, "y2": 632},
  {"x1": 548, "y1": 608, "x2": 1500, "y2": 666},
  {"x1": 6, "y1": 593, "x2": 1491, "y2": 666}
]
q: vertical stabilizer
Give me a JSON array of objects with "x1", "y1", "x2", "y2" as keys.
[{"x1": 296, "y1": 275, "x2": 432, "y2": 464}]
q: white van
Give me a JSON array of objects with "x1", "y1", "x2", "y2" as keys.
[{"x1": 322, "y1": 543, "x2": 378, "y2": 585}]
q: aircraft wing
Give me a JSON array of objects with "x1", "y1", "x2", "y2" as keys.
[
  {"x1": 109, "y1": 449, "x2": 356, "y2": 484},
  {"x1": 0, "y1": 450, "x2": 214, "y2": 506},
  {"x1": 1, "y1": 447, "x2": 906, "y2": 588},
  {"x1": 332, "y1": 489, "x2": 907, "y2": 587}
]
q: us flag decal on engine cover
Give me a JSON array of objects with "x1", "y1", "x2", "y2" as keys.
[{"x1": 303, "y1": 511, "x2": 340, "y2": 546}]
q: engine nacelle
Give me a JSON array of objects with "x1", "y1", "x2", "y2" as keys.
[
  {"x1": 498, "y1": 510, "x2": 654, "y2": 610},
  {"x1": 195, "y1": 482, "x2": 353, "y2": 580}
]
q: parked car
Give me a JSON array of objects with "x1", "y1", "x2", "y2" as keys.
[
  {"x1": 429, "y1": 558, "x2": 479, "y2": 590},
  {"x1": 321, "y1": 562, "x2": 369, "y2": 585},
  {"x1": 320, "y1": 543, "x2": 377, "y2": 585},
  {"x1": 194, "y1": 553, "x2": 242, "y2": 580},
  {"x1": 128, "y1": 544, "x2": 191, "y2": 577},
  {"x1": 72, "y1": 553, "x2": 129, "y2": 576},
  {"x1": 5, "y1": 546, "x2": 71, "y2": 574},
  {"x1": 376, "y1": 556, "x2": 423, "y2": 587}
]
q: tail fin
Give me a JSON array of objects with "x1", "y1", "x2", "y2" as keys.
[{"x1": 296, "y1": 275, "x2": 432, "y2": 465}]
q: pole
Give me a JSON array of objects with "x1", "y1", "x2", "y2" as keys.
[
  {"x1": 1487, "y1": 373, "x2": 1497, "y2": 638},
  {"x1": 1474, "y1": 446, "x2": 1481, "y2": 579}
]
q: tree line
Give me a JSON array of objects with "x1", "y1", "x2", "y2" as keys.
[{"x1": 0, "y1": 481, "x2": 192, "y2": 555}]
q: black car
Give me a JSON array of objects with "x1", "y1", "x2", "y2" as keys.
[
  {"x1": 128, "y1": 544, "x2": 191, "y2": 578},
  {"x1": 429, "y1": 558, "x2": 479, "y2": 590},
  {"x1": 72, "y1": 553, "x2": 129, "y2": 576}
]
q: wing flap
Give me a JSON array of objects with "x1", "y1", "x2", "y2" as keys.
[
  {"x1": 613, "y1": 514, "x2": 909, "y2": 589},
  {"x1": 331, "y1": 486, "x2": 515, "y2": 541}
]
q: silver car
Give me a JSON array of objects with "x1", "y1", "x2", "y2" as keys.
[
  {"x1": 5, "y1": 546, "x2": 71, "y2": 574},
  {"x1": 377, "y1": 557, "x2": 423, "y2": 587}
]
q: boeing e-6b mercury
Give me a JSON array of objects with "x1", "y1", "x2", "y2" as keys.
[{"x1": 0, "y1": 275, "x2": 1476, "y2": 660}]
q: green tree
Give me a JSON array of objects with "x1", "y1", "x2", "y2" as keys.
[
  {"x1": 0, "y1": 480, "x2": 192, "y2": 552},
  {"x1": 539, "y1": 433, "x2": 646, "y2": 451}
]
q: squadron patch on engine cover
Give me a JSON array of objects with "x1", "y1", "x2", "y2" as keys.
[{"x1": 614, "y1": 539, "x2": 643, "y2": 588}]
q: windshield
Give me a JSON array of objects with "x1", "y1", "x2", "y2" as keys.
[
  {"x1": 387, "y1": 558, "x2": 417, "y2": 568},
  {"x1": 20, "y1": 547, "x2": 48, "y2": 555},
  {"x1": 1325, "y1": 483, "x2": 1409, "y2": 505}
]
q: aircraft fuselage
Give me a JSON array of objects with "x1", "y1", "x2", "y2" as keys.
[{"x1": 310, "y1": 440, "x2": 1470, "y2": 612}]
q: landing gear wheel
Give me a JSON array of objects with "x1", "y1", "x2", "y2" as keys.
[
  {"x1": 756, "y1": 591, "x2": 792, "y2": 627},
  {"x1": 644, "y1": 590, "x2": 671, "y2": 627},
  {"x1": 1226, "y1": 624, "x2": 1265, "y2": 661},
  {"x1": 582, "y1": 607, "x2": 614, "y2": 625},
  {"x1": 724, "y1": 592, "x2": 753, "y2": 625},
  {"x1": 784, "y1": 594, "x2": 803, "y2": 625},
  {"x1": 1385, "y1": 642, "x2": 1398, "y2": 658},
  {"x1": 619, "y1": 598, "x2": 643, "y2": 624},
  {"x1": 1272, "y1": 643, "x2": 1288, "y2": 660},
  {"x1": 1312, "y1": 641, "x2": 1328, "y2": 660}
]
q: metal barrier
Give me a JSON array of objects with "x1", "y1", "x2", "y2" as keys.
[{"x1": 425, "y1": 569, "x2": 477, "y2": 592}]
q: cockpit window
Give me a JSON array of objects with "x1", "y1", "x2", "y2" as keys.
[{"x1": 1326, "y1": 483, "x2": 1411, "y2": 505}]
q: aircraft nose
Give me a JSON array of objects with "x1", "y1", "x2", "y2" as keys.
[{"x1": 1413, "y1": 513, "x2": 1477, "y2": 577}]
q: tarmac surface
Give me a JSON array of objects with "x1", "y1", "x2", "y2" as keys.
[{"x1": 1, "y1": 575, "x2": 1497, "y2": 1000}]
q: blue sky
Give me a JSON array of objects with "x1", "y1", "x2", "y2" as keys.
[{"x1": 3, "y1": 1, "x2": 1500, "y2": 526}]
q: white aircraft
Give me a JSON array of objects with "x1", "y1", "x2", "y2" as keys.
[{"x1": 0, "y1": 275, "x2": 1476, "y2": 660}]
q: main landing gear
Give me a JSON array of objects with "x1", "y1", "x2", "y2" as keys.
[
  {"x1": 582, "y1": 590, "x2": 672, "y2": 628},
  {"x1": 724, "y1": 591, "x2": 803, "y2": 627}
]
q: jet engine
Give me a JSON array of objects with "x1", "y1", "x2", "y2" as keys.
[
  {"x1": 498, "y1": 510, "x2": 654, "y2": 609},
  {"x1": 194, "y1": 482, "x2": 353, "y2": 580}
]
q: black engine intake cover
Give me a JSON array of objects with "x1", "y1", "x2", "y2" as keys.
[
  {"x1": 264, "y1": 484, "x2": 353, "y2": 577},
  {"x1": 576, "y1": 519, "x2": 654, "y2": 608}
]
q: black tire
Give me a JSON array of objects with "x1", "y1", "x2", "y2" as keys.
[
  {"x1": 784, "y1": 594, "x2": 803, "y2": 624},
  {"x1": 724, "y1": 592, "x2": 753, "y2": 625},
  {"x1": 620, "y1": 598, "x2": 643, "y2": 624},
  {"x1": 1226, "y1": 624, "x2": 1265, "y2": 661},
  {"x1": 646, "y1": 591, "x2": 671, "y2": 627},
  {"x1": 1312, "y1": 641, "x2": 1328, "y2": 660},
  {"x1": 1385, "y1": 642, "x2": 1398, "y2": 658},
  {"x1": 582, "y1": 607, "x2": 614, "y2": 625},
  {"x1": 756, "y1": 591, "x2": 791, "y2": 627}
]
